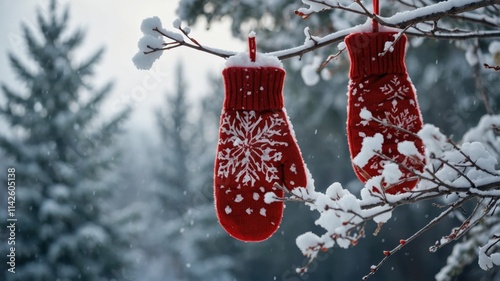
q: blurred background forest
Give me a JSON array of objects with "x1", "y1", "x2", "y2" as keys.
[{"x1": 0, "y1": 0, "x2": 499, "y2": 281}]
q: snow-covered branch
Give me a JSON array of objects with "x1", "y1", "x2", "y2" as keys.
[
  {"x1": 133, "y1": 0, "x2": 500, "y2": 69},
  {"x1": 132, "y1": 17, "x2": 234, "y2": 69},
  {"x1": 298, "y1": 0, "x2": 500, "y2": 28},
  {"x1": 265, "y1": 114, "x2": 500, "y2": 280}
]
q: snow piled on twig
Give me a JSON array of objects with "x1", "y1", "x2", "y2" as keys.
[
  {"x1": 285, "y1": 115, "x2": 500, "y2": 276},
  {"x1": 133, "y1": 17, "x2": 169, "y2": 70},
  {"x1": 462, "y1": 114, "x2": 500, "y2": 157},
  {"x1": 478, "y1": 237, "x2": 500, "y2": 270},
  {"x1": 289, "y1": 177, "x2": 397, "y2": 256},
  {"x1": 417, "y1": 123, "x2": 499, "y2": 190},
  {"x1": 380, "y1": 0, "x2": 485, "y2": 25},
  {"x1": 133, "y1": 35, "x2": 164, "y2": 70},
  {"x1": 141, "y1": 16, "x2": 163, "y2": 37}
]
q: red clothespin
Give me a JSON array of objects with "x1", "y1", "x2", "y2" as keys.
[
  {"x1": 372, "y1": 0, "x2": 379, "y2": 32},
  {"x1": 248, "y1": 31, "x2": 257, "y2": 62}
]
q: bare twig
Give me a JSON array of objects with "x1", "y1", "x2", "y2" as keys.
[
  {"x1": 468, "y1": 44, "x2": 495, "y2": 114},
  {"x1": 150, "y1": 27, "x2": 232, "y2": 59},
  {"x1": 316, "y1": 47, "x2": 346, "y2": 72},
  {"x1": 484, "y1": 63, "x2": 500, "y2": 71},
  {"x1": 378, "y1": 26, "x2": 411, "y2": 56},
  {"x1": 363, "y1": 195, "x2": 472, "y2": 280}
]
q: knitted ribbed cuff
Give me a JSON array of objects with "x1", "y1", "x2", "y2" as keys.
[
  {"x1": 345, "y1": 32, "x2": 407, "y2": 79},
  {"x1": 222, "y1": 67, "x2": 285, "y2": 111}
]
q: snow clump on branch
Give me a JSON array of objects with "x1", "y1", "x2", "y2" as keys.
[
  {"x1": 133, "y1": 17, "x2": 166, "y2": 69},
  {"x1": 133, "y1": 17, "x2": 186, "y2": 70}
]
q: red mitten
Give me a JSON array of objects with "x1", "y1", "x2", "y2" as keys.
[
  {"x1": 214, "y1": 52, "x2": 308, "y2": 242},
  {"x1": 345, "y1": 32, "x2": 425, "y2": 194}
]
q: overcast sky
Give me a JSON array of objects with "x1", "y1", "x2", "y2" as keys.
[{"x1": 0, "y1": 0, "x2": 244, "y2": 132}]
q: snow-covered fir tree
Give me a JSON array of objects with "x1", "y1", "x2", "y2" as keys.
[
  {"x1": 0, "y1": 1, "x2": 130, "y2": 280},
  {"x1": 137, "y1": 63, "x2": 235, "y2": 281},
  {"x1": 155, "y1": 63, "x2": 193, "y2": 216}
]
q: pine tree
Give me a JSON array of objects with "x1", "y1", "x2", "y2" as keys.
[
  {"x1": 180, "y1": 74, "x2": 236, "y2": 281},
  {"x1": 155, "y1": 62, "x2": 193, "y2": 217},
  {"x1": 0, "y1": 1, "x2": 129, "y2": 280},
  {"x1": 147, "y1": 64, "x2": 236, "y2": 281}
]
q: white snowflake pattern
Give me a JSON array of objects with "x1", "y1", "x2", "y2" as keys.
[
  {"x1": 350, "y1": 75, "x2": 422, "y2": 183},
  {"x1": 379, "y1": 76, "x2": 410, "y2": 103},
  {"x1": 217, "y1": 110, "x2": 288, "y2": 186},
  {"x1": 381, "y1": 99, "x2": 419, "y2": 138},
  {"x1": 353, "y1": 76, "x2": 418, "y2": 140}
]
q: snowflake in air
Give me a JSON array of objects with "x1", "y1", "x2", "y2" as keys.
[{"x1": 217, "y1": 111, "x2": 288, "y2": 186}]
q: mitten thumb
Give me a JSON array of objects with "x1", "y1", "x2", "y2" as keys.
[
  {"x1": 281, "y1": 117, "x2": 308, "y2": 191},
  {"x1": 282, "y1": 155, "x2": 308, "y2": 191}
]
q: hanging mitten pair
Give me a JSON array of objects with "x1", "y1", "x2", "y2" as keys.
[{"x1": 214, "y1": 26, "x2": 425, "y2": 242}]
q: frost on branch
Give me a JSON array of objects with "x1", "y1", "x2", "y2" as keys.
[{"x1": 278, "y1": 115, "x2": 500, "y2": 279}]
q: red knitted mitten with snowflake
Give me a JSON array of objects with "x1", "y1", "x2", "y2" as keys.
[
  {"x1": 214, "y1": 40, "x2": 307, "y2": 242},
  {"x1": 345, "y1": 32, "x2": 425, "y2": 194}
]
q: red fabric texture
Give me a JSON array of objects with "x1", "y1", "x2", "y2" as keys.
[
  {"x1": 222, "y1": 67, "x2": 285, "y2": 111},
  {"x1": 345, "y1": 32, "x2": 425, "y2": 194},
  {"x1": 215, "y1": 66, "x2": 307, "y2": 242}
]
